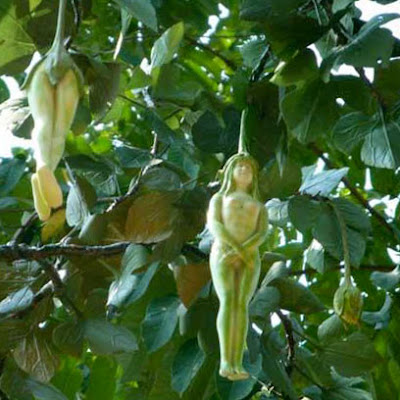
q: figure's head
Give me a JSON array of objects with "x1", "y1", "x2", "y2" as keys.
[{"x1": 218, "y1": 153, "x2": 260, "y2": 199}]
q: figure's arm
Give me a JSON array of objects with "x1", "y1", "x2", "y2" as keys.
[
  {"x1": 242, "y1": 205, "x2": 268, "y2": 249},
  {"x1": 207, "y1": 194, "x2": 242, "y2": 253}
]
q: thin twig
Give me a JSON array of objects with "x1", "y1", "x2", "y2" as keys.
[
  {"x1": 8, "y1": 213, "x2": 38, "y2": 246},
  {"x1": 65, "y1": 0, "x2": 82, "y2": 49},
  {"x1": 250, "y1": 45, "x2": 270, "y2": 83},
  {"x1": 276, "y1": 310, "x2": 295, "y2": 376},
  {"x1": 185, "y1": 37, "x2": 237, "y2": 70},
  {"x1": 355, "y1": 67, "x2": 387, "y2": 110},
  {"x1": 310, "y1": 144, "x2": 400, "y2": 242},
  {"x1": 40, "y1": 260, "x2": 83, "y2": 317}
]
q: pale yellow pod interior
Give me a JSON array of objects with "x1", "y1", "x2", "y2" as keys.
[
  {"x1": 36, "y1": 166, "x2": 63, "y2": 209},
  {"x1": 31, "y1": 173, "x2": 51, "y2": 221}
]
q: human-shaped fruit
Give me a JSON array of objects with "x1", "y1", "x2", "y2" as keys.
[
  {"x1": 207, "y1": 153, "x2": 268, "y2": 380},
  {"x1": 24, "y1": 0, "x2": 83, "y2": 220}
]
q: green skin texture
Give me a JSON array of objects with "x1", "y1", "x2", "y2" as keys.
[{"x1": 207, "y1": 154, "x2": 268, "y2": 380}]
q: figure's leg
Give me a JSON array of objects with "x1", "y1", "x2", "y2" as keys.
[
  {"x1": 27, "y1": 65, "x2": 55, "y2": 170},
  {"x1": 53, "y1": 69, "x2": 79, "y2": 170},
  {"x1": 210, "y1": 249, "x2": 235, "y2": 377},
  {"x1": 230, "y1": 257, "x2": 261, "y2": 380}
]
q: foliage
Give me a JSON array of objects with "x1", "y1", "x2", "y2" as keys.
[{"x1": 0, "y1": 0, "x2": 400, "y2": 399}]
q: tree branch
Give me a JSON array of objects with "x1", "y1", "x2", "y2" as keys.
[{"x1": 0, "y1": 242, "x2": 131, "y2": 262}]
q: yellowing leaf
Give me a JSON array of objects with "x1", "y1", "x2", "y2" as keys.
[
  {"x1": 173, "y1": 261, "x2": 211, "y2": 307},
  {"x1": 124, "y1": 191, "x2": 179, "y2": 243},
  {"x1": 41, "y1": 209, "x2": 66, "y2": 242}
]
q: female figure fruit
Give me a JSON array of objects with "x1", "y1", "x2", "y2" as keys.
[
  {"x1": 25, "y1": 0, "x2": 83, "y2": 220},
  {"x1": 207, "y1": 153, "x2": 268, "y2": 380}
]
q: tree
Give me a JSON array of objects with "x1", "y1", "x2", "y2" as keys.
[{"x1": 0, "y1": 0, "x2": 399, "y2": 398}]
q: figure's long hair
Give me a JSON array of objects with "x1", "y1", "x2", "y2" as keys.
[{"x1": 218, "y1": 153, "x2": 260, "y2": 200}]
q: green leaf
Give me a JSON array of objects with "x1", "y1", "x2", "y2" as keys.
[
  {"x1": 305, "y1": 240, "x2": 337, "y2": 274},
  {"x1": 266, "y1": 199, "x2": 289, "y2": 227},
  {"x1": 142, "y1": 295, "x2": 180, "y2": 352},
  {"x1": 115, "y1": 0, "x2": 158, "y2": 31},
  {"x1": 13, "y1": 331, "x2": 59, "y2": 383},
  {"x1": 281, "y1": 79, "x2": 339, "y2": 143},
  {"x1": 240, "y1": 0, "x2": 323, "y2": 55},
  {"x1": 312, "y1": 203, "x2": 366, "y2": 266},
  {"x1": 88, "y1": 61, "x2": 121, "y2": 117},
  {"x1": 107, "y1": 275, "x2": 138, "y2": 309},
  {"x1": 362, "y1": 294, "x2": 392, "y2": 329},
  {"x1": 271, "y1": 48, "x2": 318, "y2": 86},
  {"x1": 84, "y1": 319, "x2": 138, "y2": 355},
  {"x1": 269, "y1": 277, "x2": 325, "y2": 314},
  {"x1": 319, "y1": 332, "x2": 382, "y2": 376},
  {"x1": 85, "y1": 357, "x2": 117, "y2": 400},
  {"x1": 323, "y1": 14, "x2": 399, "y2": 73},
  {"x1": 66, "y1": 177, "x2": 97, "y2": 228},
  {"x1": 0, "y1": 1, "x2": 36, "y2": 74},
  {"x1": 126, "y1": 262, "x2": 160, "y2": 304},
  {"x1": 192, "y1": 108, "x2": 240, "y2": 155},
  {"x1": 332, "y1": 112, "x2": 376, "y2": 154},
  {"x1": 361, "y1": 115, "x2": 400, "y2": 169},
  {"x1": 331, "y1": 198, "x2": 371, "y2": 234},
  {"x1": 151, "y1": 22, "x2": 184, "y2": 70},
  {"x1": 52, "y1": 321, "x2": 84, "y2": 358},
  {"x1": 107, "y1": 244, "x2": 150, "y2": 308},
  {"x1": 0, "y1": 320, "x2": 29, "y2": 352},
  {"x1": 121, "y1": 244, "x2": 149, "y2": 274},
  {"x1": 0, "y1": 158, "x2": 26, "y2": 196},
  {"x1": 51, "y1": 358, "x2": 83, "y2": 400},
  {"x1": 1, "y1": 359, "x2": 68, "y2": 400},
  {"x1": 332, "y1": 75, "x2": 377, "y2": 115},
  {"x1": 0, "y1": 286, "x2": 34, "y2": 316},
  {"x1": 171, "y1": 339, "x2": 205, "y2": 395},
  {"x1": 262, "y1": 261, "x2": 289, "y2": 286},
  {"x1": 0, "y1": 97, "x2": 32, "y2": 139},
  {"x1": 375, "y1": 59, "x2": 400, "y2": 107},
  {"x1": 115, "y1": 145, "x2": 152, "y2": 168},
  {"x1": 238, "y1": 38, "x2": 268, "y2": 69},
  {"x1": 288, "y1": 195, "x2": 321, "y2": 233},
  {"x1": 318, "y1": 314, "x2": 346, "y2": 344},
  {"x1": 0, "y1": 79, "x2": 10, "y2": 103},
  {"x1": 250, "y1": 286, "x2": 281, "y2": 318},
  {"x1": 370, "y1": 266, "x2": 400, "y2": 291},
  {"x1": 153, "y1": 63, "x2": 203, "y2": 107},
  {"x1": 299, "y1": 165, "x2": 349, "y2": 197}
]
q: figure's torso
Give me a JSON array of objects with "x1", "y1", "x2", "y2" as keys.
[{"x1": 221, "y1": 192, "x2": 261, "y2": 243}]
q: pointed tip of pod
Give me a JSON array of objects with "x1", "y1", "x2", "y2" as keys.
[
  {"x1": 36, "y1": 166, "x2": 63, "y2": 209},
  {"x1": 31, "y1": 173, "x2": 51, "y2": 221}
]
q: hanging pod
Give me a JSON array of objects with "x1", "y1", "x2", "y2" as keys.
[{"x1": 24, "y1": 0, "x2": 84, "y2": 220}]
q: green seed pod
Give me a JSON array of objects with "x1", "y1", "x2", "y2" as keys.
[{"x1": 333, "y1": 282, "x2": 363, "y2": 325}]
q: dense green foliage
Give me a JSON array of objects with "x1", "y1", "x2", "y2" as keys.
[{"x1": 0, "y1": 0, "x2": 400, "y2": 398}]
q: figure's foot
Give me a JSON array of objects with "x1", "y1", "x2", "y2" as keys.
[
  {"x1": 227, "y1": 367, "x2": 250, "y2": 381},
  {"x1": 219, "y1": 362, "x2": 235, "y2": 378}
]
